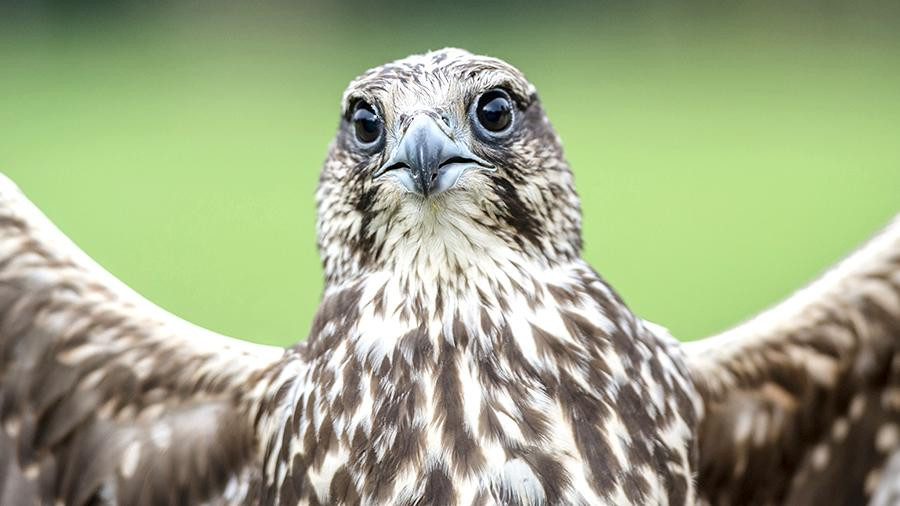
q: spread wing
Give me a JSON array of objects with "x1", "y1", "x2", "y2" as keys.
[
  {"x1": 685, "y1": 215, "x2": 900, "y2": 505},
  {"x1": 0, "y1": 174, "x2": 286, "y2": 505}
]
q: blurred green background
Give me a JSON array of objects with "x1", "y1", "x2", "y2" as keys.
[{"x1": 1, "y1": 1, "x2": 898, "y2": 346}]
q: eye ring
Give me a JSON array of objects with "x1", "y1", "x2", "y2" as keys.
[
  {"x1": 472, "y1": 88, "x2": 514, "y2": 137},
  {"x1": 350, "y1": 100, "x2": 384, "y2": 147}
]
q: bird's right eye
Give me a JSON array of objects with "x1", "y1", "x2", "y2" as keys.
[{"x1": 351, "y1": 101, "x2": 383, "y2": 145}]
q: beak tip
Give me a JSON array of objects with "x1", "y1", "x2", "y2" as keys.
[{"x1": 373, "y1": 114, "x2": 495, "y2": 195}]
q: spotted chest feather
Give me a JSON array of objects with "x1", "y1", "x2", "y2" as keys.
[{"x1": 257, "y1": 259, "x2": 700, "y2": 506}]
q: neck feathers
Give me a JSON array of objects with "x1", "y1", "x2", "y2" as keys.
[{"x1": 303, "y1": 257, "x2": 636, "y2": 369}]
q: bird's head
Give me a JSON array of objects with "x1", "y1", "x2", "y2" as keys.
[{"x1": 317, "y1": 48, "x2": 582, "y2": 284}]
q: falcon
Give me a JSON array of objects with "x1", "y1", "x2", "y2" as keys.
[{"x1": 0, "y1": 48, "x2": 898, "y2": 506}]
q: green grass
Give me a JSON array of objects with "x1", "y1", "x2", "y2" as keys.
[{"x1": 1, "y1": 4, "x2": 898, "y2": 346}]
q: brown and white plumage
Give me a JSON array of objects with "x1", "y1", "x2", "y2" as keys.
[
  {"x1": 0, "y1": 48, "x2": 897, "y2": 505},
  {"x1": 687, "y1": 215, "x2": 900, "y2": 505},
  {"x1": 0, "y1": 173, "x2": 292, "y2": 504}
]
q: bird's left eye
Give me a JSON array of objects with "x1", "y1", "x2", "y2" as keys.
[
  {"x1": 351, "y1": 101, "x2": 383, "y2": 145},
  {"x1": 474, "y1": 89, "x2": 513, "y2": 134}
]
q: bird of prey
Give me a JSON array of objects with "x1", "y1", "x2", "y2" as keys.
[{"x1": 0, "y1": 48, "x2": 898, "y2": 506}]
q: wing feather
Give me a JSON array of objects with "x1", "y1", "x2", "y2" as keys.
[
  {"x1": 686, "y1": 215, "x2": 900, "y2": 505},
  {"x1": 0, "y1": 174, "x2": 286, "y2": 505}
]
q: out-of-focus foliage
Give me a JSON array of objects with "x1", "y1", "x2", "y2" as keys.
[{"x1": 1, "y1": 0, "x2": 898, "y2": 345}]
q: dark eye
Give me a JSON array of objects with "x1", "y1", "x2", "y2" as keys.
[
  {"x1": 475, "y1": 89, "x2": 513, "y2": 133},
  {"x1": 351, "y1": 101, "x2": 383, "y2": 145}
]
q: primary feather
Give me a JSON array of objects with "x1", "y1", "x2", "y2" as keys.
[{"x1": 0, "y1": 48, "x2": 897, "y2": 505}]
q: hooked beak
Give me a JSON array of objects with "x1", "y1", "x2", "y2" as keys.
[{"x1": 373, "y1": 115, "x2": 494, "y2": 196}]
